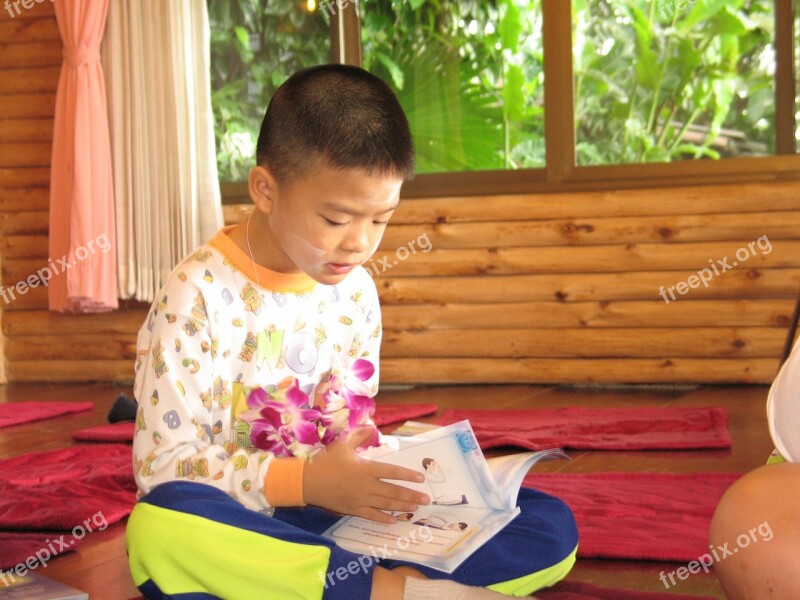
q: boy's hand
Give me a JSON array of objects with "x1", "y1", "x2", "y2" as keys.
[{"x1": 303, "y1": 426, "x2": 430, "y2": 524}]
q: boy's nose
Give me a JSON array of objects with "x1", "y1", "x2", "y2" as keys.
[{"x1": 341, "y1": 225, "x2": 371, "y2": 254}]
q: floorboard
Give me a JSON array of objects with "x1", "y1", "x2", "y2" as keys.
[{"x1": 0, "y1": 382, "x2": 775, "y2": 598}]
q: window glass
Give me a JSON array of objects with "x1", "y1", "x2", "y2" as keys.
[
  {"x1": 209, "y1": 1, "x2": 329, "y2": 181},
  {"x1": 361, "y1": 0, "x2": 544, "y2": 173},
  {"x1": 573, "y1": 0, "x2": 775, "y2": 165}
]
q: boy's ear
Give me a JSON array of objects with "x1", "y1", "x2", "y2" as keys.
[{"x1": 248, "y1": 165, "x2": 278, "y2": 214}]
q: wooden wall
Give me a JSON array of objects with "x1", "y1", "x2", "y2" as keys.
[{"x1": 1, "y1": 5, "x2": 798, "y2": 385}]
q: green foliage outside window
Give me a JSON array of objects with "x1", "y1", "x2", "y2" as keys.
[
  {"x1": 208, "y1": 0, "x2": 329, "y2": 182},
  {"x1": 574, "y1": 0, "x2": 775, "y2": 165},
  {"x1": 361, "y1": 0, "x2": 545, "y2": 173}
]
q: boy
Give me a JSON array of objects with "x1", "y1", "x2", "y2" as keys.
[
  {"x1": 709, "y1": 338, "x2": 800, "y2": 598},
  {"x1": 126, "y1": 64, "x2": 578, "y2": 600}
]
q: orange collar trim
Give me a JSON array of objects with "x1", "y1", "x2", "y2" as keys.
[{"x1": 209, "y1": 226, "x2": 317, "y2": 294}]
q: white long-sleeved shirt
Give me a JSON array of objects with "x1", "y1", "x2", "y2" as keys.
[{"x1": 132, "y1": 226, "x2": 382, "y2": 511}]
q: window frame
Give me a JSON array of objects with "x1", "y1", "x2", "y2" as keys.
[{"x1": 220, "y1": 0, "x2": 800, "y2": 203}]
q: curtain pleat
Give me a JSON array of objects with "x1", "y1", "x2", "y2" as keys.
[{"x1": 105, "y1": 0, "x2": 223, "y2": 303}]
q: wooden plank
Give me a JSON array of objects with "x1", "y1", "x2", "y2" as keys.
[
  {"x1": 0, "y1": 13, "x2": 59, "y2": 42},
  {"x1": 0, "y1": 187, "x2": 48, "y2": 211},
  {"x1": 2, "y1": 308, "x2": 147, "y2": 336},
  {"x1": 7, "y1": 240, "x2": 793, "y2": 275},
  {"x1": 0, "y1": 286, "x2": 46, "y2": 309},
  {"x1": 17, "y1": 327, "x2": 778, "y2": 361},
  {"x1": 3, "y1": 356, "x2": 778, "y2": 385},
  {"x1": 0, "y1": 1, "x2": 55, "y2": 20},
  {"x1": 0, "y1": 92, "x2": 54, "y2": 118},
  {"x1": 0, "y1": 141, "x2": 50, "y2": 167},
  {"x1": 6, "y1": 268, "x2": 800, "y2": 311},
  {"x1": 380, "y1": 299, "x2": 796, "y2": 330},
  {"x1": 5, "y1": 334, "x2": 137, "y2": 360},
  {"x1": 224, "y1": 181, "x2": 800, "y2": 225},
  {"x1": 0, "y1": 65, "x2": 59, "y2": 94},
  {"x1": 3, "y1": 300, "x2": 789, "y2": 337},
  {"x1": 0, "y1": 118, "x2": 53, "y2": 142},
  {"x1": 381, "y1": 327, "x2": 784, "y2": 359},
  {"x1": 0, "y1": 166, "x2": 48, "y2": 187},
  {"x1": 394, "y1": 181, "x2": 800, "y2": 223},
  {"x1": 368, "y1": 240, "x2": 800, "y2": 277},
  {"x1": 0, "y1": 41, "x2": 61, "y2": 68},
  {"x1": 7, "y1": 360, "x2": 134, "y2": 383},
  {"x1": 0, "y1": 234, "x2": 46, "y2": 257},
  {"x1": 0, "y1": 210, "x2": 47, "y2": 235},
  {"x1": 380, "y1": 357, "x2": 778, "y2": 384},
  {"x1": 379, "y1": 212, "x2": 800, "y2": 250},
  {"x1": 373, "y1": 269, "x2": 800, "y2": 304}
]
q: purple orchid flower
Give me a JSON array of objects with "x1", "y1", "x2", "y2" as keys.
[{"x1": 246, "y1": 381, "x2": 324, "y2": 457}]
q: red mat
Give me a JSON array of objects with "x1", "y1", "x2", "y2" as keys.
[
  {"x1": 538, "y1": 581, "x2": 714, "y2": 600},
  {"x1": 436, "y1": 406, "x2": 730, "y2": 451},
  {"x1": 523, "y1": 471, "x2": 742, "y2": 562},
  {"x1": 0, "y1": 401, "x2": 93, "y2": 429},
  {"x1": 72, "y1": 421, "x2": 135, "y2": 443},
  {"x1": 0, "y1": 444, "x2": 136, "y2": 530},
  {"x1": 373, "y1": 403, "x2": 438, "y2": 427},
  {"x1": 0, "y1": 532, "x2": 83, "y2": 569}
]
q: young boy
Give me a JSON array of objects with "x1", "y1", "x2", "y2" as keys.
[
  {"x1": 126, "y1": 64, "x2": 578, "y2": 600},
  {"x1": 709, "y1": 338, "x2": 800, "y2": 598}
]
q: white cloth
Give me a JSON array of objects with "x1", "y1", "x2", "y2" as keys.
[
  {"x1": 767, "y1": 338, "x2": 800, "y2": 462},
  {"x1": 104, "y1": 0, "x2": 223, "y2": 303}
]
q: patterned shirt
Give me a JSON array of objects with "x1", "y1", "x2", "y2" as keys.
[{"x1": 133, "y1": 226, "x2": 382, "y2": 512}]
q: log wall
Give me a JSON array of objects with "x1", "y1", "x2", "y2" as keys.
[{"x1": 1, "y1": 7, "x2": 798, "y2": 385}]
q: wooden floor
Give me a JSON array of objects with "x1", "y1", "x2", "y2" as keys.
[{"x1": 0, "y1": 382, "x2": 776, "y2": 599}]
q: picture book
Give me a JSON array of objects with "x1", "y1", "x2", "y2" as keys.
[
  {"x1": 322, "y1": 420, "x2": 566, "y2": 573},
  {"x1": 0, "y1": 572, "x2": 88, "y2": 600}
]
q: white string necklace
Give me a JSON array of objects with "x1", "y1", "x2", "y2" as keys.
[{"x1": 245, "y1": 214, "x2": 262, "y2": 288}]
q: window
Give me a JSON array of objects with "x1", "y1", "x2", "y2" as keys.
[{"x1": 209, "y1": 0, "x2": 800, "y2": 196}]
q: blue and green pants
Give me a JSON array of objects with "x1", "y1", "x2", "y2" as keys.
[{"x1": 127, "y1": 481, "x2": 578, "y2": 599}]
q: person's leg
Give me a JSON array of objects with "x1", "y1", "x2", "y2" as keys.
[
  {"x1": 709, "y1": 462, "x2": 800, "y2": 599},
  {"x1": 381, "y1": 487, "x2": 579, "y2": 596},
  {"x1": 126, "y1": 481, "x2": 373, "y2": 600}
]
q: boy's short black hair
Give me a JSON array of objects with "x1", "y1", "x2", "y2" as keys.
[{"x1": 256, "y1": 64, "x2": 415, "y2": 184}]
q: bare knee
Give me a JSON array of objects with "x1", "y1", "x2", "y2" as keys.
[
  {"x1": 710, "y1": 463, "x2": 800, "y2": 599},
  {"x1": 370, "y1": 566, "x2": 426, "y2": 600}
]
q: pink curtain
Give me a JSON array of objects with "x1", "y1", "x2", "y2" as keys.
[{"x1": 48, "y1": 0, "x2": 118, "y2": 312}]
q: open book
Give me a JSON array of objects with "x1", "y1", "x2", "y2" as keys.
[{"x1": 322, "y1": 420, "x2": 566, "y2": 573}]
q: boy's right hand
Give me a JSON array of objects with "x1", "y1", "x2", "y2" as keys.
[{"x1": 303, "y1": 426, "x2": 430, "y2": 524}]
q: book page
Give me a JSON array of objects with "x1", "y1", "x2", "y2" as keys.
[
  {"x1": 362, "y1": 421, "x2": 506, "y2": 510},
  {"x1": 486, "y1": 449, "x2": 569, "y2": 510}
]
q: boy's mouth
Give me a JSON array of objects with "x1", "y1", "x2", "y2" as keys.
[{"x1": 327, "y1": 263, "x2": 355, "y2": 275}]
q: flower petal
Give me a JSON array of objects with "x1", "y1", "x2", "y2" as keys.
[{"x1": 351, "y1": 359, "x2": 375, "y2": 382}]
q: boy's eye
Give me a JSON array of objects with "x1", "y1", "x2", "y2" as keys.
[
  {"x1": 323, "y1": 217, "x2": 346, "y2": 226},
  {"x1": 373, "y1": 220, "x2": 389, "y2": 226}
]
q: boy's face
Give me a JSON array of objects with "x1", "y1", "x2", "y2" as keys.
[{"x1": 252, "y1": 162, "x2": 403, "y2": 285}]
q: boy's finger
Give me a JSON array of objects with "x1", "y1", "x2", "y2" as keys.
[
  {"x1": 373, "y1": 480, "x2": 430, "y2": 506},
  {"x1": 373, "y1": 462, "x2": 426, "y2": 484},
  {"x1": 359, "y1": 507, "x2": 398, "y2": 525}
]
